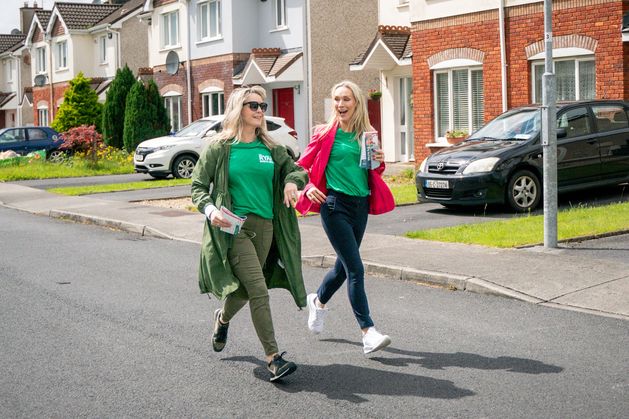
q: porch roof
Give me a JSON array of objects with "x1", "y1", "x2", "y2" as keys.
[
  {"x1": 233, "y1": 48, "x2": 303, "y2": 85},
  {"x1": 350, "y1": 25, "x2": 412, "y2": 71}
]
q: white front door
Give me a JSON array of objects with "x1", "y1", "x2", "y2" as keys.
[{"x1": 398, "y1": 77, "x2": 414, "y2": 162}]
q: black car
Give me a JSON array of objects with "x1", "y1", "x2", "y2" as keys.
[
  {"x1": 416, "y1": 100, "x2": 629, "y2": 212},
  {"x1": 0, "y1": 126, "x2": 63, "y2": 161}
]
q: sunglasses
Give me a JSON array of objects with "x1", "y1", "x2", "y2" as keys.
[{"x1": 243, "y1": 101, "x2": 268, "y2": 112}]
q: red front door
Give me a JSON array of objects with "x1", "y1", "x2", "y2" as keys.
[{"x1": 273, "y1": 88, "x2": 295, "y2": 129}]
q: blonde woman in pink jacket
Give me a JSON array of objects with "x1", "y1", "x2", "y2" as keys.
[{"x1": 295, "y1": 80, "x2": 395, "y2": 354}]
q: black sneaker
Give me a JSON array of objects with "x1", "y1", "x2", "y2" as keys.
[
  {"x1": 212, "y1": 309, "x2": 229, "y2": 352},
  {"x1": 267, "y1": 352, "x2": 297, "y2": 382}
]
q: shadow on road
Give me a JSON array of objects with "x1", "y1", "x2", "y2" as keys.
[
  {"x1": 321, "y1": 338, "x2": 564, "y2": 375},
  {"x1": 221, "y1": 355, "x2": 475, "y2": 402}
]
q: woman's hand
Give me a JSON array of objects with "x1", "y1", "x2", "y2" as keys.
[
  {"x1": 305, "y1": 186, "x2": 327, "y2": 204},
  {"x1": 373, "y1": 148, "x2": 385, "y2": 162},
  {"x1": 210, "y1": 210, "x2": 232, "y2": 228},
  {"x1": 283, "y1": 182, "x2": 299, "y2": 208}
]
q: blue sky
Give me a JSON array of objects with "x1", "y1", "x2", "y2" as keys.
[{"x1": 0, "y1": 0, "x2": 95, "y2": 34}]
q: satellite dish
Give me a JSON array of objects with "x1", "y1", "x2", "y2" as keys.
[
  {"x1": 34, "y1": 74, "x2": 47, "y2": 87},
  {"x1": 10, "y1": 29, "x2": 22, "y2": 35},
  {"x1": 165, "y1": 51, "x2": 180, "y2": 75}
]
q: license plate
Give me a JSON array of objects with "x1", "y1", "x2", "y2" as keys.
[
  {"x1": 425, "y1": 179, "x2": 449, "y2": 189},
  {"x1": 135, "y1": 154, "x2": 144, "y2": 162}
]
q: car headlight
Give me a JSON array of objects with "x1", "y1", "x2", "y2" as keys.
[
  {"x1": 418, "y1": 158, "x2": 428, "y2": 173},
  {"x1": 462, "y1": 157, "x2": 500, "y2": 174}
]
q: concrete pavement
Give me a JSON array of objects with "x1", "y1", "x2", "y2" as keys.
[{"x1": 1, "y1": 181, "x2": 627, "y2": 320}]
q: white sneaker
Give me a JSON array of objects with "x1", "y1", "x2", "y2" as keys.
[
  {"x1": 362, "y1": 327, "x2": 391, "y2": 354},
  {"x1": 307, "y1": 293, "x2": 328, "y2": 334}
]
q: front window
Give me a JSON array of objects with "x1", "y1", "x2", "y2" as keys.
[
  {"x1": 4, "y1": 60, "x2": 13, "y2": 82},
  {"x1": 36, "y1": 46, "x2": 46, "y2": 73},
  {"x1": 470, "y1": 109, "x2": 540, "y2": 141},
  {"x1": 434, "y1": 67, "x2": 484, "y2": 138},
  {"x1": 198, "y1": 0, "x2": 221, "y2": 40},
  {"x1": 164, "y1": 95, "x2": 182, "y2": 132},
  {"x1": 175, "y1": 119, "x2": 217, "y2": 137},
  {"x1": 162, "y1": 11, "x2": 179, "y2": 48},
  {"x1": 99, "y1": 36, "x2": 107, "y2": 63},
  {"x1": 38, "y1": 108, "x2": 49, "y2": 126},
  {"x1": 532, "y1": 58, "x2": 595, "y2": 103},
  {"x1": 274, "y1": 0, "x2": 286, "y2": 28},
  {"x1": 55, "y1": 41, "x2": 67, "y2": 69},
  {"x1": 202, "y1": 91, "x2": 224, "y2": 117}
]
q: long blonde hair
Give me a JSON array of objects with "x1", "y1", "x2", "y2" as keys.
[
  {"x1": 211, "y1": 85, "x2": 276, "y2": 148},
  {"x1": 323, "y1": 80, "x2": 372, "y2": 139}
]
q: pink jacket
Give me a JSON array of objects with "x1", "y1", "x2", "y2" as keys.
[{"x1": 295, "y1": 122, "x2": 395, "y2": 216}]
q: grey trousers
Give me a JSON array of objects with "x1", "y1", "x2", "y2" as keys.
[{"x1": 221, "y1": 214, "x2": 278, "y2": 356}]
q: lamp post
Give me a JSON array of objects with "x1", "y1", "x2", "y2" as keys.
[{"x1": 541, "y1": 0, "x2": 558, "y2": 248}]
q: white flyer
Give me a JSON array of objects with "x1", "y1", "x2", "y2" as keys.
[{"x1": 219, "y1": 206, "x2": 246, "y2": 235}]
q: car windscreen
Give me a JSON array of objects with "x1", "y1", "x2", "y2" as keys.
[
  {"x1": 174, "y1": 120, "x2": 218, "y2": 137},
  {"x1": 469, "y1": 109, "x2": 541, "y2": 141}
]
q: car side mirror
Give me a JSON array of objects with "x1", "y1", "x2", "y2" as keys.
[{"x1": 556, "y1": 127, "x2": 567, "y2": 139}]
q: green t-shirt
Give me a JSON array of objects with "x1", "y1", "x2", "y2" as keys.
[
  {"x1": 228, "y1": 139, "x2": 274, "y2": 219},
  {"x1": 325, "y1": 129, "x2": 369, "y2": 197}
]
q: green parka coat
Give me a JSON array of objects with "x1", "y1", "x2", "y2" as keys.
[{"x1": 190, "y1": 140, "x2": 308, "y2": 308}]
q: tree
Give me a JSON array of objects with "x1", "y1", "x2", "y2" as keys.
[
  {"x1": 122, "y1": 81, "x2": 154, "y2": 152},
  {"x1": 51, "y1": 72, "x2": 103, "y2": 133},
  {"x1": 146, "y1": 79, "x2": 171, "y2": 137},
  {"x1": 102, "y1": 65, "x2": 135, "y2": 149}
]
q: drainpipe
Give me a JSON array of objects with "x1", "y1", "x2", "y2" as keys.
[
  {"x1": 499, "y1": 0, "x2": 507, "y2": 112},
  {"x1": 46, "y1": 34, "x2": 54, "y2": 121},
  {"x1": 13, "y1": 53, "x2": 22, "y2": 126},
  {"x1": 185, "y1": 0, "x2": 192, "y2": 124}
]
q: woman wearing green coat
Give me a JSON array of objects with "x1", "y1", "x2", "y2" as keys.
[{"x1": 191, "y1": 86, "x2": 308, "y2": 382}]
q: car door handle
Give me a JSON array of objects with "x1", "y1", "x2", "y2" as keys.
[{"x1": 586, "y1": 139, "x2": 597, "y2": 145}]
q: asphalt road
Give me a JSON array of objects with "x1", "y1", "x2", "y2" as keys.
[{"x1": 1, "y1": 206, "x2": 627, "y2": 418}]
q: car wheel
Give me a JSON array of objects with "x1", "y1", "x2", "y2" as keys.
[
  {"x1": 506, "y1": 169, "x2": 541, "y2": 212},
  {"x1": 172, "y1": 155, "x2": 197, "y2": 179},
  {"x1": 48, "y1": 149, "x2": 65, "y2": 163}
]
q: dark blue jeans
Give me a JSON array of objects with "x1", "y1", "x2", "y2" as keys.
[{"x1": 318, "y1": 190, "x2": 374, "y2": 329}]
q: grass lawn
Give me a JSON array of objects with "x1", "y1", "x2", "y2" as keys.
[
  {"x1": 0, "y1": 158, "x2": 134, "y2": 181},
  {"x1": 49, "y1": 178, "x2": 191, "y2": 195},
  {"x1": 405, "y1": 201, "x2": 629, "y2": 248}
]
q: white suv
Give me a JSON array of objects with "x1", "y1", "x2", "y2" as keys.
[{"x1": 134, "y1": 115, "x2": 300, "y2": 179}]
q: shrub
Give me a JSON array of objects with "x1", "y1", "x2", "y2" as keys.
[
  {"x1": 51, "y1": 72, "x2": 103, "y2": 133},
  {"x1": 102, "y1": 65, "x2": 136, "y2": 149},
  {"x1": 60, "y1": 125, "x2": 103, "y2": 157}
]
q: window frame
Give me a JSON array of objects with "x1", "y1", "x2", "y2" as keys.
[
  {"x1": 197, "y1": 0, "x2": 222, "y2": 41},
  {"x1": 531, "y1": 57, "x2": 595, "y2": 103},
  {"x1": 55, "y1": 40, "x2": 68, "y2": 70},
  {"x1": 36, "y1": 46, "x2": 46, "y2": 74},
  {"x1": 433, "y1": 66, "x2": 484, "y2": 139},
  {"x1": 274, "y1": 0, "x2": 287, "y2": 29},
  {"x1": 38, "y1": 108, "x2": 49, "y2": 126},
  {"x1": 161, "y1": 10, "x2": 180, "y2": 49},
  {"x1": 164, "y1": 95, "x2": 182, "y2": 133},
  {"x1": 99, "y1": 36, "x2": 107, "y2": 64},
  {"x1": 201, "y1": 91, "x2": 224, "y2": 117}
]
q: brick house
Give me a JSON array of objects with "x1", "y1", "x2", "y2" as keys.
[
  {"x1": 23, "y1": 0, "x2": 145, "y2": 126},
  {"x1": 409, "y1": 0, "x2": 629, "y2": 165}
]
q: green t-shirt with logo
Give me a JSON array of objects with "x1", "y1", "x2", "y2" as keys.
[
  {"x1": 325, "y1": 129, "x2": 369, "y2": 197},
  {"x1": 228, "y1": 139, "x2": 274, "y2": 219}
]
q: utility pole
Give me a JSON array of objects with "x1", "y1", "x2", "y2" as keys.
[{"x1": 542, "y1": 0, "x2": 558, "y2": 248}]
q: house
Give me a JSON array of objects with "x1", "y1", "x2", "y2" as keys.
[
  {"x1": 0, "y1": 2, "x2": 44, "y2": 128},
  {"x1": 23, "y1": 0, "x2": 146, "y2": 126},
  {"x1": 141, "y1": 0, "x2": 378, "y2": 150},
  {"x1": 408, "y1": 0, "x2": 628, "y2": 165},
  {"x1": 350, "y1": 0, "x2": 412, "y2": 162}
]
